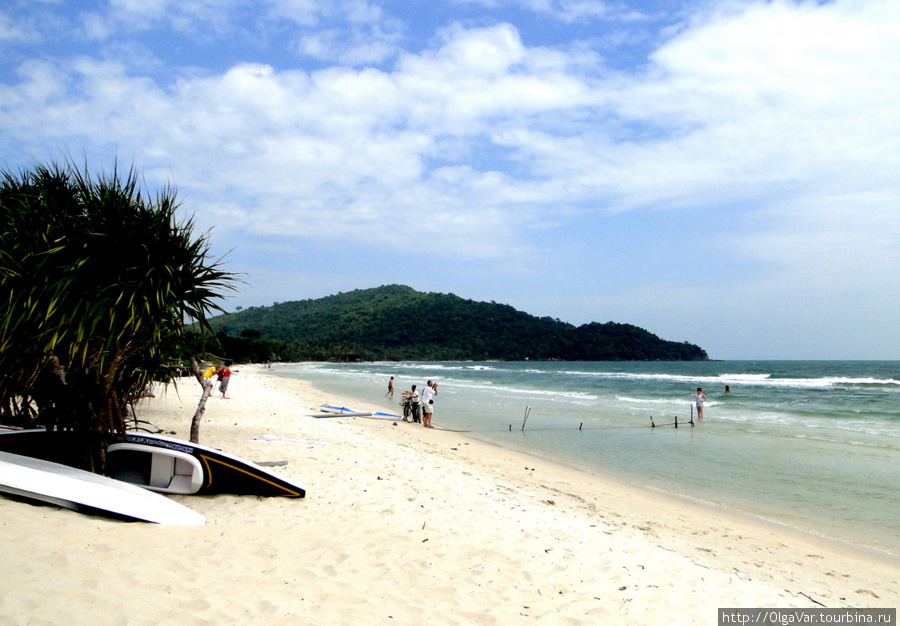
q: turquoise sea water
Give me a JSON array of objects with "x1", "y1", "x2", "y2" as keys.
[{"x1": 272, "y1": 361, "x2": 900, "y2": 557}]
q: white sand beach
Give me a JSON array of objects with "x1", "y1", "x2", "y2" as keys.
[{"x1": 2, "y1": 366, "x2": 897, "y2": 625}]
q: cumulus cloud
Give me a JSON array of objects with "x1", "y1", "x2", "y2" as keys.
[
  {"x1": 271, "y1": 0, "x2": 405, "y2": 64},
  {"x1": 5, "y1": 2, "x2": 899, "y2": 249},
  {"x1": 451, "y1": 0, "x2": 625, "y2": 22},
  {"x1": 78, "y1": 0, "x2": 241, "y2": 38},
  {"x1": 0, "y1": 9, "x2": 37, "y2": 44},
  {"x1": 522, "y1": 0, "x2": 613, "y2": 22}
]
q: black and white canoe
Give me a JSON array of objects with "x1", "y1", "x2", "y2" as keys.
[
  {"x1": 0, "y1": 426, "x2": 305, "y2": 498},
  {"x1": 107, "y1": 432, "x2": 306, "y2": 498}
]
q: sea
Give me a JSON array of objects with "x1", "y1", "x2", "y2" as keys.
[{"x1": 271, "y1": 361, "x2": 900, "y2": 559}]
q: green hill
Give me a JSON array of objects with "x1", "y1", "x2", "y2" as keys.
[
  {"x1": 208, "y1": 285, "x2": 709, "y2": 362},
  {"x1": 212, "y1": 285, "x2": 708, "y2": 361}
]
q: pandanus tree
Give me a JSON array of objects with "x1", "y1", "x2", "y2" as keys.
[{"x1": 0, "y1": 160, "x2": 237, "y2": 471}]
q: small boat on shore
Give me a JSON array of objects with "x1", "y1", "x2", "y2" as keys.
[
  {"x1": 0, "y1": 450, "x2": 205, "y2": 525},
  {"x1": 0, "y1": 426, "x2": 305, "y2": 498},
  {"x1": 107, "y1": 432, "x2": 306, "y2": 498}
]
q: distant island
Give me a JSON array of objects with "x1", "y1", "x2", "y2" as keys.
[{"x1": 207, "y1": 285, "x2": 709, "y2": 362}]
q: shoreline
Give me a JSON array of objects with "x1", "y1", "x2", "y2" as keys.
[
  {"x1": 2, "y1": 366, "x2": 897, "y2": 624},
  {"x1": 268, "y1": 362, "x2": 900, "y2": 562},
  {"x1": 304, "y1": 368, "x2": 900, "y2": 564},
  {"x1": 483, "y1": 430, "x2": 900, "y2": 567}
]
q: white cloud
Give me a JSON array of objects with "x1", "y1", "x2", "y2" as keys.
[
  {"x1": 494, "y1": 0, "x2": 900, "y2": 213},
  {"x1": 526, "y1": 0, "x2": 612, "y2": 22},
  {"x1": 77, "y1": 0, "x2": 392, "y2": 46},
  {"x1": 295, "y1": 24, "x2": 401, "y2": 65},
  {"x1": 734, "y1": 191, "x2": 900, "y2": 296},
  {"x1": 269, "y1": 0, "x2": 404, "y2": 64},
  {"x1": 108, "y1": 0, "x2": 174, "y2": 21},
  {"x1": 0, "y1": 9, "x2": 37, "y2": 44},
  {"x1": 6, "y1": 2, "x2": 899, "y2": 253},
  {"x1": 451, "y1": 0, "x2": 619, "y2": 22},
  {"x1": 267, "y1": 0, "x2": 340, "y2": 27},
  {"x1": 0, "y1": 3, "x2": 66, "y2": 46}
]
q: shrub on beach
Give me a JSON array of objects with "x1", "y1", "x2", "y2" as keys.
[{"x1": 0, "y1": 159, "x2": 237, "y2": 471}]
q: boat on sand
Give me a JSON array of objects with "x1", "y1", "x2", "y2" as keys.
[
  {"x1": 0, "y1": 449, "x2": 205, "y2": 525},
  {"x1": 0, "y1": 426, "x2": 305, "y2": 498}
]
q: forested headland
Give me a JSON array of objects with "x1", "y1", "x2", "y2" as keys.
[{"x1": 208, "y1": 285, "x2": 709, "y2": 363}]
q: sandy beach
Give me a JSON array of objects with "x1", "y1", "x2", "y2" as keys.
[{"x1": 2, "y1": 366, "x2": 897, "y2": 625}]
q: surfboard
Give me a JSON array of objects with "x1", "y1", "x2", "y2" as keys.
[
  {"x1": 319, "y1": 404, "x2": 358, "y2": 412},
  {"x1": 0, "y1": 450, "x2": 205, "y2": 525},
  {"x1": 364, "y1": 412, "x2": 403, "y2": 421}
]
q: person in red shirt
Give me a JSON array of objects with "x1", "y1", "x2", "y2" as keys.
[{"x1": 217, "y1": 361, "x2": 232, "y2": 399}]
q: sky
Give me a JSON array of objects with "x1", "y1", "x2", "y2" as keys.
[{"x1": 2, "y1": 0, "x2": 899, "y2": 360}]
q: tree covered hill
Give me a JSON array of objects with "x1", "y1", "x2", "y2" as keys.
[{"x1": 209, "y1": 285, "x2": 709, "y2": 362}]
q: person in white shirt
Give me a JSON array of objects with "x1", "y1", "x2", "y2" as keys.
[
  {"x1": 421, "y1": 380, "x2": 437, "y2": 428},
  {"x1": 410, "y1": 385, "x2": 420, "y2": 423}
]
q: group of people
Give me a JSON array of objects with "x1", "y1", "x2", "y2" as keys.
[
  {"x1": 203, "y1": 361, "x2": 232, "y2": 398},
  {"x1": 388, "y1": 376, "x2": 438, "y2": 428},
  {"x1": 390, "y1": 378, "x2": 719, "y2": 426}
]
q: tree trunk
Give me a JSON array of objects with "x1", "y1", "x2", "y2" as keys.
[{"x1": 189, "y1": 358, "x2": 212, "y2": 444}]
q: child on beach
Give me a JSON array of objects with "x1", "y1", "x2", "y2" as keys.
[{"x1": 690, "y1": 387, "x2": 707, "y2": 419}]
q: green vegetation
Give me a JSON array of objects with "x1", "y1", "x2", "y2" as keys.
[
  {"x1": 0, "y1": 160, "x2": 237, "y2": 470},
  {"x1": 210, "y1": 285, "x2": 709, "y2": 362}
]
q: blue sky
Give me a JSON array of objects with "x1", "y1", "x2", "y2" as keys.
[{"x1": 2, "y1": 0, "x2": 899, "y2": 359}]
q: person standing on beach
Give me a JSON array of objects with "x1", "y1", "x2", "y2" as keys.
[
  {"x1": 410, "y1": 384, "x2": 421, "y2": 423},
  {"x1": 385, "y1": 376, "x2": 394, "y2": 398},
  {"x1": 421, "y1": 380, "x2": 436, "y2": 428},
  {"x1": 690, "y1": 387, "x2": 707, "y2": 419},
  {"x1": 218, "y1": 361, "x2": 232, "y2": 399}
]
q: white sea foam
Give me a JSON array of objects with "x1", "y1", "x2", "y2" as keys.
[{"x1": 564, "y1": 370, "x2": 900, "y2": 389}]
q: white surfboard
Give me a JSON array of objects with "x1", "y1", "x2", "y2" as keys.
[{"x1": 0, "y1": 450, "x2": 205, "y2": 526}]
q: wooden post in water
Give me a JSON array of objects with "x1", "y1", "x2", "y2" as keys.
[{"x1": 522, "y1": 406, "x2": 532, "y2": 431}]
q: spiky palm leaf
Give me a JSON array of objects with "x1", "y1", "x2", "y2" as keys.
[{"x1": 0, "y1": 159, "x2": 238, "y2": 470}]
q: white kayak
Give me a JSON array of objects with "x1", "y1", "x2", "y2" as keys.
[{"x1": 0, "y1": 450, "x2": 205, "y2": 526}]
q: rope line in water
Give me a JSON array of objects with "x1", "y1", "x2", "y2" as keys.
[{"x1": 457, "y1": 415, "x2": 697, "y2": 433}]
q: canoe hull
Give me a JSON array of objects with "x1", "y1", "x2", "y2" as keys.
[
  {"x1": 0, "y1": 450, "x2": 205, "y2": 525},
  {"x1": 0, "y1": 427, "x2": 306, "y2": 498},
  {"x1": 110, "y1": 433, "x2": 306, "y2": 498}
]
